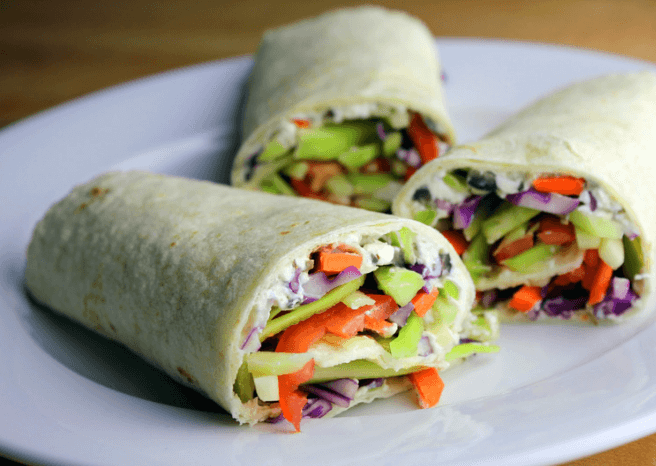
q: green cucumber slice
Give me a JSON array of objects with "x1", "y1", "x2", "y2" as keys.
[
  {"x1": 443, "y1": 172, "x2": 469, "y2": 192},
  {"x1": 599, "y1": 237, "x2": 624, "y2": 270},
  {"x1": 442, "y1": 280, "x2": 460, "y2": 300},
  {"x1": 295, "y1": 121, "x2": 376, "y2": 161},
  {"x1": 413, "y1": 209, "x2": 437, "y2": 226},
  {"x1": 346, "y1": 173, "x2": 395, "y2": 194},
  {"x1": 259, "y1": 275, "x2": 366, "y2": 341},
  {"x1": 431, "y1": 293, "x2": 460, "y2": 326},
  {"x1": 234, "y1": 361, "x2": 255, "y2": 402},
  {"x1": 338, "y1": 144, "x2": 380, "y2": 170},
  {"x1": 462, "y1": 233, "x2": 492, "y2": 281},
  {"x1": 246, "y1": 351, "x2": 314, "y2": 377},
  {"x1": 373, "y1": 266, "x2": 424, "y2": 307},
  {"x1": 389, "y1": 312, "x2": 424, "y2": 358},
  {"x1": 445, "y1": 343, "x2": 500, "y2": 361},
  {"x1": 324, "y1": 174, "x2": 355, "y2": 197},
  {"x1": 568, "y1": 210, "x2": 623, "y2": 239},
  {"x1": 259, "y1": 139, "x2": 290, "y2": 162},
  {"x1": 282, "y1": 161, "x2": 309, "y2": 180},
  {"x1": 574, "y1": 224, "x2": 602, "y2": 249},
  {"x1": 623, "y1": 236, "x2": 643, "y2": 280},
  {"x1": 353, "y1": 197, "x2": 390, "y2": 212},
  {"x1": 382, "y1": 131, "x2": 403, "y2": 157},
  {"x1": 308, "y1": 360, "x2": 422, "y2": 384},
  {"x1": 502, "y1": 243, "x2": 559, "y2": 273},
  {"x1": 482, "y1": 202, "x2": 540, "y2": 244},
  {"x1": 265, "y1": 173, "x2": 297, "y2": 196}
]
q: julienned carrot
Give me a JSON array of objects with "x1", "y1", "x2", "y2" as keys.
[
  {"x1": 588, "y1": 259, "x2": 613, "y2": 306},
  {"x1": 581, "y1": 249, "x2": 600, "y2": 290},
  {"x1": 404, "y1": 166, "x2": 417, "y2": 182},
  {"x1": 493, "y1": 234, "x2": 534, "y2": 263},
  {"x1": 552, "y1": 264, "x2": 586, "y2": 286},
  {"x1": 289, "y1": 178, "x2": 328, "y2": 201},
  {"x1": 408, "y1": 367, "x2": 444, "y2": 409},
  {"x1": 275, "y1": 295, "x2": 383, "y2": 430},
  {"x1": 441, "y1": 230, "x2": 469, "y2": 256},
  {"x1": 537, "y1": 217, "x2": 576, "y2": 245},
  {"x1": 292, "y1": 118, "x2": 312, "y2": 128},
  {"x1": 363, "y1": 294, "x2": 399, "y2": 335},
  {"x1": 361, "y1": 157, "x2": 391, "y2": 174},
  {"x1": 277, "y1": 359, "x2": 315, "y2": 432},
  {"x1": 316, "y1": 245, "x2": 363, "y2": 274},
  {"x1": 407, "y1": 112, "x2": 439, "y2": 164},
  {"x1": 532, "y1": 176, "x2": 586, "y2": 196},
  {"x1": 411, "y1": 288, "x2": 439, "y2": 317},
  {"x1": 363, "y1": 317, "x2": 396, "y2": 335},
  {"x1": 276, "y1": 313, "x2": 327, "y2": 432},
  {"x1": 508, "y1": 285, "x2": 543, "y2": 312},
  {"x1": 584, "y1": 249, "x2": 599, "y2": 267}
]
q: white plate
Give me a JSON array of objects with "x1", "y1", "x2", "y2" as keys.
[{"x1": 2, "y1": 39, "x2": 656, "y2": 466}]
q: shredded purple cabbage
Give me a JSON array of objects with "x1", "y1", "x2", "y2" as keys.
[
  {"x1": 376, "y1": 122, "x2": 387, "y2": 141},
  {"x1": 417, "y1": 335, "x2": 433, "y2": 357},
  {"x1": 389, "y1": 302, "x2": 414, "y2": 327},
  {"x1": 302, "y1": 398, "x2": 333, "y2": 418},
  {"x1": 303, "y1": 385, "x2": 351, "y2": 408},
  {"x1": 436, "y1": 199, "x2": 455, "y2": 214},
  {"x1": 593, "y1": 285, "x2": 638, "y2": 318},
  {"x1": 397, "y1": 148, "x2": 422, "y2": 168},
  {"x1": 289, "y1": 268, "x2": 303, "y2": 294},
  {"x1": 588, "y1": 190, "x2": 598, "y2": 212},
  {"x1": 541, "y1": 296, "x2": 587, "y2": 318},
  {"x1": 303, "y1": 266, "x2": 362, "y2": 301},
  {"x1": 506, "y1": 188, "x2": 579, "y2": 215},
  {"x1": 240, "y1": 325, "x2": 263, "y2": 352},
  {"x1": 453, "y1": 196, "x2": 482, "y2": 230}
]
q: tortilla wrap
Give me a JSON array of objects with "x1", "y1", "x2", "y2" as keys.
[
  {"x1": 392, "y1": 71, "x2": 656, "y2": 322},
  {"x1": 230, "y1": 6, "x2": 455, "y2": 209},
  {"x1": 25, "y1": 171, "x2": 488, "y2": 428}
]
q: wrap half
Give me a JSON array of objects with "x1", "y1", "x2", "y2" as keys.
[
  {"x1": 231, "y1": 6, "x2": 456, "y2": 212},
  {"x1": 25, "y1": 171, "x2": 496, "y2": 431},
  {"x1": 392, "y1": 72, "x2": 656, "y2": 322}
]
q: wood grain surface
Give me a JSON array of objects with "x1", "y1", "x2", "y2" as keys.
[{"x1": 2, "y1": 1, "x2": 656, "y2": 465}]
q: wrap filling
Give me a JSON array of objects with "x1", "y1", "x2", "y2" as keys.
[
  {"x1": 407, "y1": 169, "x2": 644, "y2": 321},
  {"x1": 245, "y1": 108, "x2": 451, "y2": 212},
  {"x1": 233, "y1": 228, "x2": 497, "y2": 431}
]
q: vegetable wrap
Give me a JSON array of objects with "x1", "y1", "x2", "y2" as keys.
[
  {"x1": 25, "y1": 171, "x2": 495, "y2": 431},
  {"x1": 231, "y1": 6, "x2": 456, "y2": 212},
  {"x1": 392, "y1": 72, "x2": 656, "y2": 322}
]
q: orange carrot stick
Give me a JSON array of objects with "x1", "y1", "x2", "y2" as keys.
[
  {"x1": 277, "y1": 359, "x2": 315, "y2": 432},
  {"x1": 411, "y1": 288, "x2": 439, "y2": 317},
  {"x1": 441, "y1": 230, "x2": 469, "y2": 256},
  {"x1": 508, "y1": 285, "x2": 543, "y2": 312},
  {"x1": 537, "y1": 217, "x2": 576, "y2": 245},
  {"x1": 588, "y1": 259, "x2": 613, "y2": 306},
  {"x1": 532, "y1": 176, "x2": 586, "y2": 196},
  {"x1": 408, "y1": 367, "x2": 444, "y2": 408},
  {"x1": 407, "y1": 112, "x2": 439, "y2": 164},
  {"x1": 552, "y1": 264, "x2": 586, "y2": 287},
  {"x1": 292, "y1": 118, "x2": 312, "y2": 128},
  {"x1": 315, "y1": 245, "x2": 363, "y2": 274}
]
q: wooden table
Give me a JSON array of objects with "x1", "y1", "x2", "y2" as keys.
[{"x1": 2, "y1": 1, "x2": 655, "y2": 464}]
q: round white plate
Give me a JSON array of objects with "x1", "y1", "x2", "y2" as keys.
[{"x1": 2, "y1": 39, "x2": 656, "y2": 466}]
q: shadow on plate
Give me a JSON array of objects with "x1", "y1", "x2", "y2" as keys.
[{"x1": 20, "y1": 280, "x2": 230, "y2": 416}]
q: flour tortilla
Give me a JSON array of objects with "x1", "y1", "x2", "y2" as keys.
[
  {"x1": 25, "y1": 171, "x2": 475, "y2": 425},
  {"x1": 393, "y1": 71, "x2": 656, "y2": 319},
  {"x1": 231, "y1": 5, "x2": 455, "y2": 186}
]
